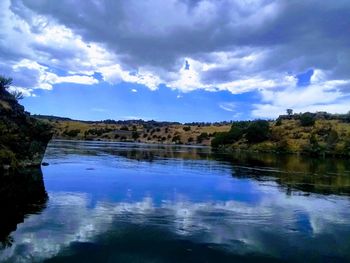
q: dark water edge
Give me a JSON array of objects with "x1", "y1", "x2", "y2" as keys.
[
  {"x1": 0, "y1": 168, "x2": 48, "y2": 249},
  {"x1": 1, "y1": 140, "x2": 350, "y2": 262},
  {"x1": 213, "y1": 151, "x2": 350, "y2": 196}
]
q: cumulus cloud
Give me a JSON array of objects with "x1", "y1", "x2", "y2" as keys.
[
  {"x1": 252, "y1": 69, "x2": 350, "y2": 118},
  {"x1": 1, "y1": 0, "x2": 350, "y2": 115}
]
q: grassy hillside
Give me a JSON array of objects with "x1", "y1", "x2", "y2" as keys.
[
  {"x1": 212, "y1": 113, "x2": 350, "y2": 157},
  {"x1": 35, "y1": 112, "x2": 350, "y2": 157},
  {"x1": 36, "y1": 116, "x2": 231, "y2": 146}
]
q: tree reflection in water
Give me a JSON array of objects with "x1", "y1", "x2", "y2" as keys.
[{"x1": 0, "y1": 168, "x2": 48, "y2": 249}]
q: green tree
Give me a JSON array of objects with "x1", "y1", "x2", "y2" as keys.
[
  {"x1": 300, "y1": 112, "x2": 315, "y2": 126},
  {"x1": 197, "y1": 132, "x2": 209, "y2": 143},
  {"x1": 132, "y1": 131, "x2": 140, "y2": 140},
  {"x1": 245, "y1": 120, "x2": 270, "y2": 143}
]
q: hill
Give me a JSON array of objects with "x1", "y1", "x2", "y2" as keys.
[
  {"x1": 34, "y1": 115, "x2": 231, "y2": 146},
  {"x1": 211, "y1": 112, "x2": 350, "y2": 157}
]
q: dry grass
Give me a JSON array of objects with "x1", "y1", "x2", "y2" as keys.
[{"x1": 48, "y1": 120, "x2": 231, "y2": 146}]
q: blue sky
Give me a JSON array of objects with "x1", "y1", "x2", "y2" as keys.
[
  {"x1": 22, "y1": 82, "x2": 258, "y2": 122},
  {"x1": 21, "y1": 69, "x2": 310, "y2": 122},
  {"x1": 1, "y1": 0, "x2": 350, "y2": 122}
]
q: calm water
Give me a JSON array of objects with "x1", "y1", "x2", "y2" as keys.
[{"x1": 1, "y1": 140, "x2": 350, "y2": 262}]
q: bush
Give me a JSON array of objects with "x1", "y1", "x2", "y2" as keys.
[
  {"x1": 63, "y1": 129, "x2": 80, "y2": 137},
  {"x1": 245, "y1": 120, "x2": 270, "y2": 143},
  {"x1": 326, "y1": 130, "x2": 338, "y2": 150},
  {"x1": 197, "y1": 132, "x2": 209, "y2": 143},
  {"x1": 300, "y1": 112, "x2": 315, "y2": 127},
  {"x1": 302, "y1": 134, "x2": 322, "y2": 155},
  {"x1": 132, "y1": 131, "x2": 139, "y2": 140},
  {"x1": 275, "y1": 118, "x2": 282, "y2": 126},
  {"x1": 344, "y1": 139, "x2": 350, "y2": 156},
  {"x1": 0, "y1": 149, "x2": 17, "y2": 167},
  {"x1": 172, "y1": 135, "x2": 181, "y2": 143},
  {"x1": 211, "y1": 130, "x2": 243, "y2": 148},
  {"x1": 183, "y1": 126, "x2": 191, "y2": 131},
  {"x1": 211, "y1": 121, "x2": 249, "y2": 148},
  {"x1": 276, "y1": 139, "x2": 289, "y2": 152},
  {"x1": 211, "y1": 132, "x2": 228, "y2": 148}
]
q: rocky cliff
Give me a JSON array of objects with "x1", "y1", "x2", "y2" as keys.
[{"x1": 0, "y1": 88, "x2": 53, "y2": 170}]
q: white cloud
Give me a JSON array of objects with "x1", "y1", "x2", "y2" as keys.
[
  {"x1": 0, "y1": 0, "x2": 349, "y2": 117},
  {"x1": 252, "y1": 70, "x2": 350, "y2": 118},
  {"x1": 219, "y1": 102, "x2": 236, "y2": 112},
  {"x1": 131, "y1": 89, "x2": 138, "y2": 93},
  {"x1": 91, "y1": 108, "x2": 107, "y2": 112},
  {"x1": 7, "y1": 86, "x2": 34, "y2": 97},
  {"x1": 100, "y1": 64, "x2": 161, "y2": 91},
  {"x1": 55, "y1": 75, "x2": 98, "y2": 85}
]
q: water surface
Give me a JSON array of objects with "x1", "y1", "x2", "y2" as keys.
[{"x1": 1, "y1": 140, "x2": 350, "y2": 262}]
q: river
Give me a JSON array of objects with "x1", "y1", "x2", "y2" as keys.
[{"x1": 1, "y1": 140, "x2": 350, "y2": 262}]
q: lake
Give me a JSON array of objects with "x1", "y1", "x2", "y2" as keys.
[{"x1": 1, "y1": 140, "x2": 350, "y2": 262}]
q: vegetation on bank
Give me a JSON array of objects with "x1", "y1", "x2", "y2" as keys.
[
  {"x1": 36, "y1": 110, "x2": 350, "y2": 158},
  {"x1": 35, "y1": 115, "x2": 231, "y2": 146},
  {"x1": 0, "y1": 76, "x2": 53, "y2": 170},
  {"x1": 211, "y1": 111, "x2": 350, "y2": 157}
]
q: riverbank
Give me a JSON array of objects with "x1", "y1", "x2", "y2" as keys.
[
  {"x1": 211, "y1": 116, "x2": 350, "y2": 158},
  {"x1": 0, "y1": 84, "x2": 53, "y2": 170}
]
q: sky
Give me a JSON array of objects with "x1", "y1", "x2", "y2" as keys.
[{"x1": 1, "y1": 0, "x2": 350, "y2": 122}]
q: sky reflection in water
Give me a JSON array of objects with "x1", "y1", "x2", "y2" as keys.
[{"x1": 1, "y1": 140, "x2": 350, "y2": 262}]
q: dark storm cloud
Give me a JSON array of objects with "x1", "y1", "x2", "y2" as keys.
[{"x1": 9, "y1": 0, "x2": 350, "y2": 84}]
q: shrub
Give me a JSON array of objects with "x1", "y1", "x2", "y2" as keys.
[
  {"x1": 63, "y1": 129, "x2": 80, "y2": 137},
  {"x1": 326, "y1": 130, "x2": 338, "y2": 150},
  {"x1": 211, "y1": 132, "x2": 230, "y2": 148},
  {"x1": 172, "y1": 135, "x2": 181, "y2": 143},
  {"x1": 300, "y1": 112, "x2": 315, "y2": 126},
  {"x1": 344, "y1": 139, "x2": 350, "y2": 156},
  {"x1": 276, "y1": 139, "x2": 289, "y2": 152},
  {"x1": 245, "y1": 120, "x2": 270, "y2": 143},
  {"x1": 275, "y1": 118, "x2": 282, "y2": 126},
  {"x1": 302, "y1": 134, "x2": 322, "y2": 155},
  {"x1": 0, "y1": 149, "x2": 17, "y2": 167},
  {"x1": 197, "y1": 132, "x2": 209, "y2": 143},
  {"x1": 210, "y1": 121, "x2": 249, "y2": 147},
  {"x1": 183, "y1": 126, "x2": 191, "y2": 131},
  {"x1": 132, "y1": 131, "x2": 139, "y2": 140}
]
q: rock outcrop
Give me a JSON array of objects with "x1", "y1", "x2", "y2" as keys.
[{"x1": 0, "y1": 88, "x2": 53, "y2": 170}]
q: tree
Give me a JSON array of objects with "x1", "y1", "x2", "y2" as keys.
[
  {"x1": 245, "y1": 120, "x2": 270, "y2": 143},
  {"x1": 132, "y1": 131, "x2": 139, "y2": 140},
  {"x1": 10, "y1": 90, "x2": 24, "y2": 100},
  {"x1": 286, "y1": 109, "x2": 293, "y2": 115},
  {"x1": 197, "y1": 132, "x2": 209, "y2": 143},
  {"x1": 0, "y1": 76, "x2": 13, "y2": 91},
  {"x1": 300, "y1": 112, "x2": 315, "y2": 127}
]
